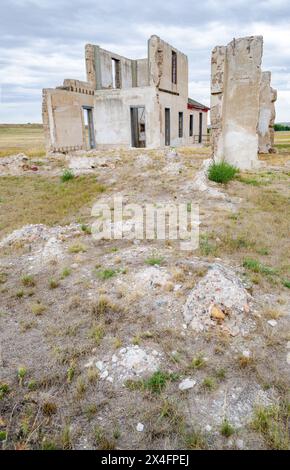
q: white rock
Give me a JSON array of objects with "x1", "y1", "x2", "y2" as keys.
[
  {"x1": 100, "y1": 370, "x2": 109, "y2": 379},
  {"x1": 267, "y1": 319, "x2": 277, "y2": 327},
  {"x1": 96, "y1": 361, "x2": 104, "y2": 371},
  {"x1": 178, "y1": 378, "x2": 196, "y2": 391},
  {"x1": 111, "y1": 355, "x2": 118, "y2": 363},
  {"x1": 136, "y1": 423, "x2": 144, "y2": 432},
  {"x1": 286, "y1": 352, "x2": 290, "y2": 365},
  {"x1": 205, "y1": 425, "x2": 212, "y2": 432},
  {"x1": 84, "y1": 358, "x2": 95, "y2": 368},
  {"x1": 236, "y1": 439, "x2": 244, "y2": 450},
  {"x1": 242, "y1": 350, "x2": 251, "y2": 359},
  {"x1": 106, "y1": 376, "x2": 113, "y2": 383},
  {"x1": 287, "y1": 341, "x2": 290, "y2": 349}
]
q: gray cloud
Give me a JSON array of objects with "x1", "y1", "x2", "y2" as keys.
[{"x1": 0, "y1": 0, "x2": 290, "y2": 122}]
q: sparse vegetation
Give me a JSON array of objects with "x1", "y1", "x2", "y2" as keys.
[
  {"x1": 61, "y1": 169, "x2": 75, "y2": 182},
  {"x1": 220, "y1": 419, "x2": 235, "y2": 437},
  {"x1": 42, "y1": 401, "x2": 57, "y2": 416},
  {"x1": 243, "y1": 258, "x2": 277, "y2": 276},
  {"x1": 251, "y1": 403, "x2": 290, "y2": 450},
  {"x1": 17, "y1": 367, "x2": 27, "y2": 386},
  {"x1": 184, "y1": 430, "x2": 207, "y2": 449},
  {"x1": 190, "y1": 354, "x2": 206, "y2": 370},
  {"x1": 89, "y1": 324, "x2": 105, "y2": 345},
  {"x1": 81, "y1": 224, "x2": 92, "y2": 234},
  {"x1": 145, "y1": 255, "x2": 164, "y2": 266},
  {"x1": 61, "y1": 267, "x2": 71, "y2": 278},
  {"x1": 49, "y1": 278, "x2": 59, "y2": 289},
  {"x1": 68, "y1": 243, "x2": 87, "y2": 254},
  {"x1": 30, "y1": 302, "x2": 46, "y2": 315},
  {"x1": 96, "y1": 268, "x2": 116, "y2": 280},
  {"x1": 202, "y1": 377, "x2": 216, "y2": 391},
  {"x1": 0, "y1": 127, "x2": 289, "y2": 450},
  {"x1": 0, "y1": 383, "x2": 9, "y2": 399},
  {"x1": 21, "y1": 274, "x2": 35, "y2": 287}
]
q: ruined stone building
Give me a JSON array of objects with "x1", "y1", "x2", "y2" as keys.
[
  {"x1": 42, "y1": 35, "x2": 209, "y2": 152},
  {"x1": 211, "y1": 36, "x2": 277, "y2": 170}
]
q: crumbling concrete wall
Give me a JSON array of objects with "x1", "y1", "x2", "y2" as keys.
[
  {"x1": 85, "y1": 44, "x2": 149, "y2": 90},
  {"x1": 258, "y1": 71, "x2": 277, "y2": 153},
  {"x1": 94, "y1": 87, "x2": 160, "y2": 148},
  {"x1": 148, "y1": 35, "x2": 188, "y2": 98},
  {"x1": 211, "y1": 36, "x2": 264, "y2": 169},
  {"x1": 42, "y1": 83, "x2": 94, "y2": 153}
]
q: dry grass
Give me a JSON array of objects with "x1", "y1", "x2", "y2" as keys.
[
  {"x1": 0, "y1": 175, "x2": 106, "y2": 237},
  {"x1": 0, "y1": 125, "x2": 45, "y2": 157}
]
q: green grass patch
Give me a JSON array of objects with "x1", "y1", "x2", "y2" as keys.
[
  {"x1": 61, "y1": 169, "x2": 75, "y2": 182},
  {"x1": 96, "y1": 269, "x2": 116, "y2": 280},
  {"x1": 145, "y1": 256, "x2": 164, "y2": 266},
  {"x1": 220, "y1": 419, "x2": 235, "y2": 437},
  {"x1": 243, "y1": 258, "x2": 277, "y2": 276},
  {"x1": 125, "y1": 371, "x2": 179, "y2": 395},
  {"x1": 0, "y1": 383, "x2": 9, "y2": 399},
  {"x1": 208, "y1": 161, "x2": 238, "y2": 184},
  {"x1": 237, "y1": 176, "x2": 263, "y2": 186}
]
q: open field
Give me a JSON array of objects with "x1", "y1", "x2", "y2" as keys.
[
  {"x1": 274, "y1": 131, "x2": 290, "y2": 152},
  {"x1": 0, "y1": 129, "x2": 290, "y2": 450},
  {"x1": 0, "y1": 124, "x2": 45, "y2": 157},
  {"x1": 0, "y1": 125, "x2": 290, "y2": 158}
]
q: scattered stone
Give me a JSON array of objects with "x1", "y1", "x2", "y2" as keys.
[
  {"x1": 179, "y1": 378, "x2": 196, "y2": 391},
  {"x1": 186, "y1": 381, "x2": 276, "y2": 428},
  {"x1": 205, "y1": 425, "x2": 212, "y2": 432},
  {"x1": 90, "y1": 346, "x2": 162, "y2": 383},
  {"x1": 134, "y1": 267, "x2": 170, "y2": 290},
  {"x1": 136, "y1": 423, "x2": 144, "y2": 432},
  {"x1": 135, "y1": 154, "x2": 153, "y2": 167},
  {"x1": 242, "y1": 350, "x2": 251, "y2": 359},
  {"x1": 267, "y1": 319, "x2": 277, "y2": 327},
  {"x1": 236, "y1": 439, "x2": 244, "y2": 450}
]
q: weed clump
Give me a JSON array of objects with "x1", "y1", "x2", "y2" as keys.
[
  {"x1": 208, "y1": 161, "x2": 238, "y2": 184},
  {"x1": 61, "y1": 169, "x2": 74, "y2": 182}
]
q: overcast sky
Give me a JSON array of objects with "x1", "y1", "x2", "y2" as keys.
[{"x1": 0, "y1": 0, "x2": 290, "y2": 123}]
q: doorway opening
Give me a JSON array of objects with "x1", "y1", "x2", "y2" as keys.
[
  {"x1": 165, "y1": 108, "x2": 170, "y2": 146},
  {"x1": 83, "y1": 106, "x2": 96, "y2": 149},
  {"x1": 198, "y1": 112, "x2": 203, "y2": 144},
  {"x1": 189, "y1": 114, "x2": 193, "y2": 137},
  {"x1": 130, "y1": 106, "x2": 146, "y2": 148}
]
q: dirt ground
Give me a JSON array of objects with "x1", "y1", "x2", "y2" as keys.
[{"x1": 0, "y1": 136, "x2": 290, "y2": 450}]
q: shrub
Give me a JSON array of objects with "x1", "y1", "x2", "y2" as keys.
[
  {"x1": 21, "y1": 274, "x2": 35, "y2": 287},
  {"x1": 208, "y1": 161, "x2": 238, "y2": 184},
  {"x1": 145, "y1": 256, "x2": 164, "y2": 266},
  {"x1": 220, "y1": 419, "x2": 235, "y2": 437},
  {"x1": 96, "y1": 269, "x2": 116, "y2": 280},
  {"x1": 61, "y1": 169, "x2": 74, "y2": 182},
  {"x1": 49, "y1": 278, "x2": 59, "y2": 289},
  {"x1": 0, "y1": 383, "x2": 9, "y2": 399}
]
